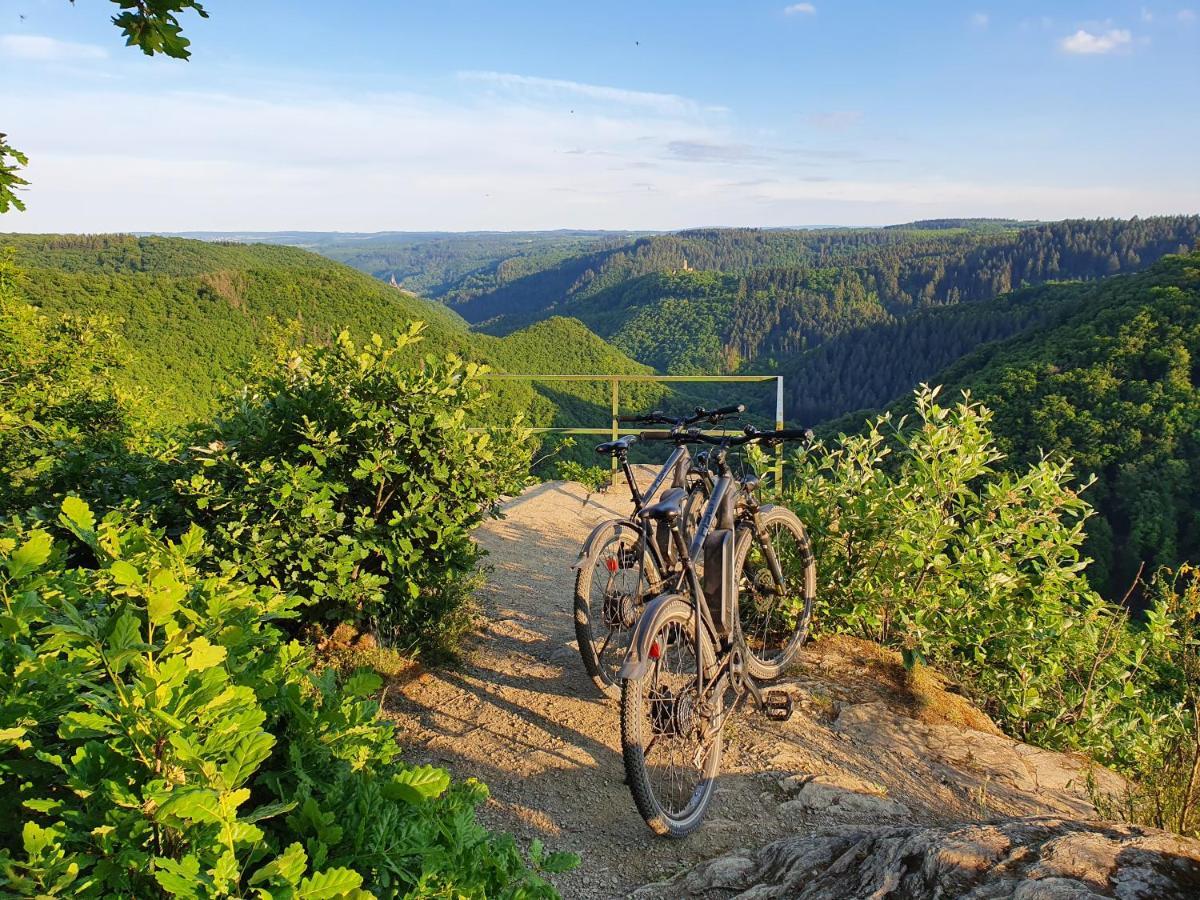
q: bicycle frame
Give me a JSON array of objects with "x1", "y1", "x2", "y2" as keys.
[
  {"x1": 575, "y1": 442, "x2": 710, "y2": 574},
  {"x1": 619, "y1": 446, "x2": 788, "y2": 713}
]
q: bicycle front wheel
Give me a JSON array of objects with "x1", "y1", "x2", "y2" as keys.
[
  {"x1": 621, "y1": 597, "x2": 721, "y2": 837},
  {"x1": 736, "y1": 504, "x2": 816, "y2": 680}
]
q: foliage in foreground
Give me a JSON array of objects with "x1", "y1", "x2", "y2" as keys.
[
  {"x1": 786, "y1": 387, "x2": 1200, "y2": 832},
  {"x1": 0, "y1": 501, "x2": 575, "y2": 897},
  {"x1": 180, "y1": 325, "x2": 532, "y2": 654}
]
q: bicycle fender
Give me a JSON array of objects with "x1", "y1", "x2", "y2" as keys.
[
  {"x1": 617, "y1": 592, "x2": 688, "y2": 680},
  {"x1": 572, "y1": 517, "x2": 642, "y2": 569}
]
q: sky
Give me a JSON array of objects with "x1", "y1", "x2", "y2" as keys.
[{"x1": 1, "y1": 0, "x2": 1198, "y2": 231}]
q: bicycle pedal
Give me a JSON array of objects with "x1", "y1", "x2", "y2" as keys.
[{"x1": 762, "y1": 690, "x2": 793, "y2": 722}]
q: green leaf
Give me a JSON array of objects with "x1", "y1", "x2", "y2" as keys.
[
  {"x1": 383, "y1": 764, "x2": 451, "y2": 804},
  {"x1": 22, "y1": 821, "x2": 55, "y2": 855},
  {"x1": 186, "y1": 636, "x2": 227, "y2": 671},
  {"x1": 157, "y1": 789, "x2": 222, "y2": 824},
  {"x1": 60, "y1": 496, "x2": 96, "y2": 539},
  {"x1": 249, "y1": 842, "x2": 307, "y2": 887},
  {"x1": 343, "y1": 669, "x2": 382, "y2": 698},
  {"x1": 154, "y1": 855, "x2": 203, "y2": 898},
  {"x1": 241, "y1": 799, "x2": 297, "y2": 824},
  {"x1": 296, "y1": 867, "x2": 364, "y2": 899},
  {"x1": 540, "y1": 851, "x2": 581, "y2": 874},
  {"x1": 147, "y1": 570, "x2": 187, "y2": 623},
  {"x1": 58, "y1": 711, "x2": 117, "y2": 740},
  {"x1": 7, "y1": 531, "x2": 52, "y2": 578},
  {"x1": 0, "y1": 726, "x2": 29, "y2": 746},
  {"x1": 110, "y1": 560, "x2": 141, "y2": 586},
  {"x1": 220, "y1": 731, "x2": 275, "y2": 788}
]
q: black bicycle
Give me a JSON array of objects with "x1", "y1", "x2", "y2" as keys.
[
  {"x1": 573, "y1": 405, "x2": 744, "y2": 698},
  {"x1": 618, "y1": 425, "x2": 816, "y2": 836}
]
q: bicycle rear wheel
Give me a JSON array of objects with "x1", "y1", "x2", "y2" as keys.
[
  {"x1": 574, "y1": 521, "x2": 661, "y2": 699},
  {"x1": 621, "y1": 597, "x2": 721, "y2": 837},
  {"x1": 736, "y1": 504, "x2": 816, "y2": 680}
]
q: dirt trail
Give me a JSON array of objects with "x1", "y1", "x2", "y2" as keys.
[{"x1": 383, "y1": 479, "x2": 1115, "y2": 898}]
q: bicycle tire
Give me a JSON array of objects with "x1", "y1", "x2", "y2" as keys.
[
  {"x1": 621, "y1": 597, "x2": 722, "y2": 837},
  {"x1": 735, "y1": 504, "x2": 816, "y2": 681},
  {"x1": 574, "y1": 521, "x2": 662, "y2": 699}
]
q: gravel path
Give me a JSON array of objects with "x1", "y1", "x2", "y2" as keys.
[{"x1": 383, "y1": 478, "x2": 1112, "y2": 898}]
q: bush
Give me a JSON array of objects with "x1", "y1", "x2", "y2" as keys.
[
  {"x1": 786, "y1": 386, "x2": 1196, "y2": 782},
  {"x1": 0, "y1": 499, "x2": 575, "y2": 897},
  {"x1": 179, "y1": 325, "x2": 531, "y2": 655},
  {"x1": 0, "y1": 254, "x2": 172, "y2": 519}
]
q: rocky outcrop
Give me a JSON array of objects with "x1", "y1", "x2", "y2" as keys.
[{"x1": 634, "y1": 816, "x2": 1200, "y2": 899}]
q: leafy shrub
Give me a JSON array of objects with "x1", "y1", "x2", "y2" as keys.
[
  {"x1": 553, "y1": 460, "x2": 611, "y2": 494},
  {"x1": 1095, "y1": 566, "x2": 1200, "y2": 837},
  {"x1": 0, "y1": 254, "x2": 172, "y2": 519},
  {"x1": 0, "y1": 499, "x2": 574, "y2": 897},
  {"x1": 179, "y1": 324, "x2": 531, "y2": 655},
  {"x1": 786, "y1": 386, "x2": 1195, "y2": 779}
]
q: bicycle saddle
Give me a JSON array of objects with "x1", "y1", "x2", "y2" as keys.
[
  {"x1": 639, "y1": 486, "x2": 687, "y2": 522},
  {"x1": 595, "y1": 435, "x2": 638, "y2": 455}
]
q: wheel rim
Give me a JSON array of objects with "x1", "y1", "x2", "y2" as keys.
[
  {"x1": 637, "y1": 617, "x2": 717, "y2": 823},
  {"x1": 588, "y1": 532, "x2": 648, "y2": 683},
  {"x1": 739, "y1": 519, "x2": 813, "y2": 669}
]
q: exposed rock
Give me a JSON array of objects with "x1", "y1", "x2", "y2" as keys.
[
  {"x1": 634, "y1": 816, "x2": 1200, "y2": 899},
  {"x1": 778, "y1": 773, "x2": 911, "y2": 819}
]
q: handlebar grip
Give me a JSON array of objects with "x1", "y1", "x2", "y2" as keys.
[
  {"x1": 771, "y1": 428, "x2": 815, "y2": 442},
  {"x1": 639, "y1": 431, "x2": 675, "y2": 441},
  {"x1": 709, "y1": 403, "x2": 746, "y2": 418}
]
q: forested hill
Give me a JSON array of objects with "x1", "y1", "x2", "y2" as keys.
[
  {"x1": 451, "y1": 217, "x2": 1200, "y2": 378},
  {"x1": 880, "y1": 251, "x2": 1200, "y2": 598},
  {"x1": 0, "y1": 234, "x2": 653, "y2": 431},
  {"x1": 2, "y1": 234, "x2": 473, "y2": 422}
]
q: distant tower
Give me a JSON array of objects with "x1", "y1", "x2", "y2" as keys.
[{"x1": 681, "y1": 257, "x2": 690, "y2": 272}]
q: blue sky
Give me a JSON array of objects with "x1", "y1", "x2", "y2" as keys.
[{"x1": 2, "y1": 0, "x2": 1197, "y2": 230}]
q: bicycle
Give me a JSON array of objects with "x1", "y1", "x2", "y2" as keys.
[
  {"x1": 573, "y1": 405, "x2": 745, "y2": 698},
  {"x1": 618, "y1": 424, "x2": 816, "y2": 836}
]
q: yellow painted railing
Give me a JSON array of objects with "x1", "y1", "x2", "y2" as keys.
[{"x1": 478, "y1": 373, "x2": 786, "y2": 491}]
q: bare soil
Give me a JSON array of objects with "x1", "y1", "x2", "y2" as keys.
[{"x1": 382, "y1": 478, "x2": 1116, "y2": 899}]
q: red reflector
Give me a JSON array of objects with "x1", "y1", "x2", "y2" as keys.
[
  {"x1": 605, "y1": 557, "x2": 618, "y2": 572},
  {"x1": 649, "y1": 641, "x2": 661, "y2": 659}
]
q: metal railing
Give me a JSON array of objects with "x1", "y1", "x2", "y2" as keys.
[{"x1": 478, "y1": 373, "x2": 786, "y2": 490}]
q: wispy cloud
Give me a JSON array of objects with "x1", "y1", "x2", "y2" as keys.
[
  {"x1": 666, "y1": 140, "x2": 763, "y2": 163},
  {"x1": 456, "y1": 70, "x2": 719, "y2": 117},
  {"x1": 0, "y1": 34, "x2": 107, "y2": 62},
  {"x1": 783, "y1": 4, "x2": 817, "y2": 16},
  {"x1": 1060, "y1": 28, "x2": 1133, "y2": 54},
  {"x1": 808, "y1": 110, "x2": 862, "y2": 130},
  {"x1": 970, "y1": 12, "x2": 990, "y2": 28},
  {"x1": 1179, "y1": 9, "x2": 1197, "y2": 23}
]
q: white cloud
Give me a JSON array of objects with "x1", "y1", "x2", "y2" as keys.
[
  {"x1": 970, "y1": 12, "x2": 990, "y2": 28},
  {"x1": 784, "y1": 4, "x2": 816, "y2": 16},
  {"x1": 456, "y1": 71, "x2": 720, "y2": 117},
  {"x1": 0, "y1": 34, "x2": 107, "y2": 62},
  {"x1": 808, "y1": 110, "x2": 863, "y2": 130},
  {"x1": 5, "y1": 78, "x2": 1195, "y2": 232},
  {"x1": 1141, "y1": 7, "x2": 1155, "y2": 22},
  {"x1": 1179, "y1": 9, "x2": 1197, "y2": 23},
  {"x1": 1059, "y1": 28, "x2": 1133, "y2": 54}
]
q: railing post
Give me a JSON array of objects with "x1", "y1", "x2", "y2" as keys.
[
  {"x1": 775, "y1": 375, "x2": 784, "y2": 500},
  {"x1": 610, "y1": 377, "x2": 620, "y2": 487}
]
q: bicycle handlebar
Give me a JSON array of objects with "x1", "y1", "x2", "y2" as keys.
[
  {"x1": 617, "y1": 404, "x2": 746, "y2": 428},
  {"x1": 639, "y1": 425, "x2": 813, "y2": 446}
]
